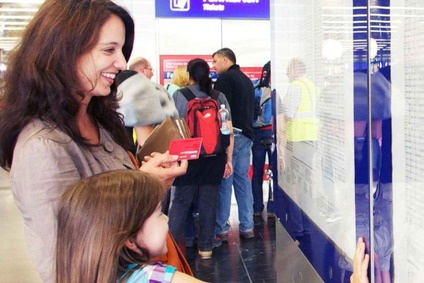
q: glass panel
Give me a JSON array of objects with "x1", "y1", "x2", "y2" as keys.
[
  {"x1": 273, "y1": 0, "x2": 424, "y2": 282},
  {"x1": 391, "y1": 1, "x2": 424, "y2": 282},
  {"x1": 272, "y1": 0, "x2": 362, "y2": 281},
  {"x1": 370, "y1": 1, "x2": 393, "y2": 282},
  {"x1": 353, "y1": 0, "x2": 373, "y2": 279}
]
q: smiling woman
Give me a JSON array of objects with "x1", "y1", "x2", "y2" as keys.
[
  {"x1": 76, "y1": 14, "x2": 127, "y2": 106},
  {"x1": 0, "y1": 1, "x2": 135, "y2": 280},
  {"x1": 0, "y1": 0, "x2": 188, "y2": 282}
]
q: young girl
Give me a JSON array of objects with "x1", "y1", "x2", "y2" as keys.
[{"x1": 56, "y1": 170, "x2": 203, "y2": 283}]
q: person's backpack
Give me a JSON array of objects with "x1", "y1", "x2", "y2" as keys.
[
  {"x1": 253, "y1": 88, "x2": 263, "y2": 122},
  {"x1": 180, "y1": 87, "x2": 229, "y2": 157},
  {"x1": 253, "y1": 86, "x2": 272, "y2": 127},
  {"x1": 253, "y1": 60, "x2": 272, "y2": 127}
]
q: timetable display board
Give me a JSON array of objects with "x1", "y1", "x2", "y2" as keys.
[{"x1": 273, "y1": 0, "x2": 356, "y2": 259}]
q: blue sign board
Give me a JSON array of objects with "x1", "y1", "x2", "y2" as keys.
[{"x1": 156, "y1": 0, "x2": 270, "y2": 20}]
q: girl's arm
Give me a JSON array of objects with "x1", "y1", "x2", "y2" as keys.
[{"x1": 171, "y1": 271, "x2": 207, "y2": 283}]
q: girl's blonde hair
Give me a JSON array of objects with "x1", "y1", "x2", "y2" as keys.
[
  {"x1": 171, "y1": 65, "x2": 190, "y2": 87},
  {"x1": 56, "y1": 170, "x2": 167, "y2": 283}
]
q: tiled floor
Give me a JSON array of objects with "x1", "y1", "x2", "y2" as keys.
[
  {"x1": 0, "y1": 186, "x2": 42, "y2": 282},
  {"x1": 184, "y1": 207, "x2": 277, "y2": 283},
  {"x1": 0, "y1": 168, "x2": 278, "y2": 283}
]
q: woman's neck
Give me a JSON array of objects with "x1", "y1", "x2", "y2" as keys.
[{"x1": 77, "y1": 104, "x2": 100, "y2": 145}]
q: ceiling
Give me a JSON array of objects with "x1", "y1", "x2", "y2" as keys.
[
  {"x1": 0, "y1": 1, "x2": 395, "y2": 65},
  {"x1": 0, "y1": 1, "x2": 43, "y2": 62}
]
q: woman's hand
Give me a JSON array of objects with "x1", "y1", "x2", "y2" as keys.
[
  {"x1": 223, "y1": 160, "x2": 233, "y2": 179},
  {"x1": 350, "y1": 237, "x2": 370, "y2": 283},
  {"x1": 140, "y1": 152, "x2": 187, "y2": 188}
]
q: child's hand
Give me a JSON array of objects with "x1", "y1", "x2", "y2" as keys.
[
  {"x1": 350, "y1": 237, "x2": 369, "y2": 283},
  {"x1": 140, "y1": 152, "x2": 188, "y2": 188}
]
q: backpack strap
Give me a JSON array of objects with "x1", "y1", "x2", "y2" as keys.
[
  {"x1": 180, "y1": 87, "x2": 220, "y2": 101},
  {"x1": 260, "y1": 97, "x2": 271, "y2": 108},
  {"x1": 259, "y1": 87, "x2": 272, "y2": 106},
  {"x1": 179, "y1": 87, "x2": 196, "y2": 101}
]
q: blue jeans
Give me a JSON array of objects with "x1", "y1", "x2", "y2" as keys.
[
  {"x1": 215, "y1": 132, "x2": 254, "y2": 234},
  {"x1": 251, "y1": 128, "x2": 274, "y2": 214},
  {"x1": 170, "y1": 186, "x2": 198, "y2": 243},
  {"x1": 169, "y1": 184, "x2": 218, "y2": 251}
]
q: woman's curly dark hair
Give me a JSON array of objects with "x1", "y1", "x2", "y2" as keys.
[{"x1": 0, "y1": 0, "x2": 135, "y2": 169}]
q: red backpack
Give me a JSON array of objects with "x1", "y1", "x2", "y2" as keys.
[{"x1": 180, "y1": 88, "x2": 228, "y2": 157}]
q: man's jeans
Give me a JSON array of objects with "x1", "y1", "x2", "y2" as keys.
[
  {"x1": 169, "y1": 184, "x2": 218, "y2": 251},
  {"x1": 251, "y1": 128, "x2": 274, "y2": 214},
  {"x1": 215, "y1": 132, "x2": 254, "y2": 234}
]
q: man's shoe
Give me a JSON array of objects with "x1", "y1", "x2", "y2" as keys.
[
  {"x1": 216, "y1": 232, "x2": 228, "y2": 242},
  {"x1": 267, "y1": 212, "x2": 276, "y2": 218},
  {"x1": 198, "y1": 250, "x2": 212, "y2": 260},
  {"x1": 239, "y1": 229, "x2": 254, "y2": 239}
]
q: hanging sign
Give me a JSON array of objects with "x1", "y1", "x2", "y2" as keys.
[{"x1": 156, "y1": 0, "x2": 270, "y2": 20}]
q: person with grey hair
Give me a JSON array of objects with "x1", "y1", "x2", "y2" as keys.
[
  {"x1": 283, "y1": 57, "x2": 318, "y2": 240},
  {"x1": 129, "y1": 57, "x2": 154, "y2": 80}
]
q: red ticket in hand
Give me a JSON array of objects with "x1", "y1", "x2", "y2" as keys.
[{"x1": 169, "y1": 138, "x2": 203, "y2": 160}]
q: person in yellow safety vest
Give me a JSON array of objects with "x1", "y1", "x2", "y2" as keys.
[
  {"x1": 284, "y1": 58, "x2": 319, "y2": 142},
  {"x1": 282, "y1": 57, "x2": 319, "y2": 240}
]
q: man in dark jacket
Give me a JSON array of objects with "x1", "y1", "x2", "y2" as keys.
[{"x1": 212, "y1": 48, "x2": 255, "y2": 240}]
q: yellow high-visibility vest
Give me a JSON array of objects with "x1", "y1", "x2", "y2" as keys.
[{"x1": 286, "y1": 78, "x2": 319, "y2": 142}]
